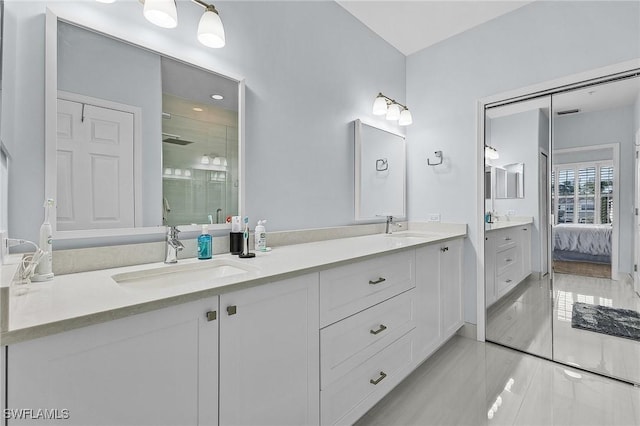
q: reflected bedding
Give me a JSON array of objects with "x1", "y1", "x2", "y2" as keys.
[{"x1": 553, "y1": 224, "x2": 612, "y2": 264}]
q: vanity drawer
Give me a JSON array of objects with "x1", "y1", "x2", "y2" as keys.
[
  {"x1": 320, "y1": 289, "x2": 415, "y2": 389},
  {"x1": 320, "y1": 330, "x2": 415, "y2": 426},
  {"x1": 496, "y1": 246, "x2": 518, "y2": 275},
  {"x1": 320, "y1": 251, "x2": 415, "y2": 327},
  {"x1": 496, "y1": 269, "x2": 518, "y2": 297},
  {"x1": 495, "y1": 230, "x2": 517, "y2": 250}
]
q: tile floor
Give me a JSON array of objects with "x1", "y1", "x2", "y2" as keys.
[
  {"x1": 356, "y1": 336, "x2": 640, "y2": 426},
  {"x1": 486, "y1": 272, "x2": 640, "y2": 384}
]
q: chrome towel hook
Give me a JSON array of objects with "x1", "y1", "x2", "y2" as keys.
[{"x1": 427, "y1": 150, "x2": 443, "y2": 166}]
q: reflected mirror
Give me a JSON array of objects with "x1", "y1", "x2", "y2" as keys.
[{"x1": 52, "y1": 21, "x2": 240, "y2": 233}]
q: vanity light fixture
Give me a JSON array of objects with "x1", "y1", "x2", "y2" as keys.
[
  {"x1": 485, "y1": 145, "x2": 499, "y2": 160},
  {"x1": 201, "y1": 155, "x2": 210, "y2": 165},
  {"x1": 197, "y1": 4, "x2": 226, "y2": 48},
  {"x1": 143, "y1": 0, "x2": 178, "y2": 28},
  {"x1": 112, "y1": 0, "x2": 226, "y2": 47},
  {"x1": 372, "y1": 93, "x2": 413, "y2": 126}
]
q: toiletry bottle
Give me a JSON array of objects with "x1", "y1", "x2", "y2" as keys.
[
  {"x1": 198, "y1": 224, "x2": 212, "y2": 260},
  {"x1": 33, "y1": 199, "x2": 55, "y2": 281},
  {"x1": 255, "y1": 220, "x2": 267, "y2": 251}
]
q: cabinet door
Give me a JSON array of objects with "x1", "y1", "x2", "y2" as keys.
[
  {"x1": 485, "y1": 233, "x2": 497, "y2": 307},
  {"x1": 414, "y1": 245, "x2": 441, "y2": 362},
  {"x1": 219, "y1": 273, "x2": 320, "y2": 426},
  {"x1": 7, "y1": 297, "x2": 219, "y2": 426},
  {"x1": 440, "y1": 239, "x2": 463, "y2": 339},
  {"x1": 520, "y1": 226, "x2": 532, "y2": 278}
]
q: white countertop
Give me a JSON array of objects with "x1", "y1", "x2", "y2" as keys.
[
  {"x1": 1, "y1": 228, "x2": 466, "y2": 345},
  {"x1": 485, "y1": 218, "x2": 532, "y2": 232}
]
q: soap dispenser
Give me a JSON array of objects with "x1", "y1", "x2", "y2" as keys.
[{"x1": 197, "y1": 225, "x2": 212, "y2": 260}]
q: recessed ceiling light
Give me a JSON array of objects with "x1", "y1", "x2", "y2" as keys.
[
  {"x1": 210, "y1": 94, "x2": 224, "y2": 100},
  {"x1": 192, "y1": 107, "x2": 204, "y2": 112}
]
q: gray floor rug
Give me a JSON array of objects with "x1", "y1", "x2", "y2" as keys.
[{"x1": 572, "y1": 302, "x2": 640, "y2": 342}]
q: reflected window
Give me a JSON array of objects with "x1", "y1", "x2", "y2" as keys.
[{"x1": 552, "y1": 161, "x2": 613, "y2": 225}]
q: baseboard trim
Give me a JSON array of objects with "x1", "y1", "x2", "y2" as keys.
[{"x1": 456, "y1": 322, "x2": 478, "y2": 340}]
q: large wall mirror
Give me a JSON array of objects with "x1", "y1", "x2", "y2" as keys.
[{"x1": 46, "y1": 12, "x2": 244, "y2": 238}]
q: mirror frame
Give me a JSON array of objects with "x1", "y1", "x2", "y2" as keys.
[{"x1": 44, "y1": 7, "x2": 245, "y2": 240}]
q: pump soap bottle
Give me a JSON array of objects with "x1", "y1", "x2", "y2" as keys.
[{"x1": 198, "y1": 225, "x2": 212, "y2": 260}]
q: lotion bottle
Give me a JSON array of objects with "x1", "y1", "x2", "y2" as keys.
[{"x1": 254, "y1": 220, "x2": 267, "y2": 251}]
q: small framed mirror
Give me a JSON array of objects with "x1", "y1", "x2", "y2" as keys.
[{"x1": 354, "y1": 120, "x2": 406, "y2": 220}]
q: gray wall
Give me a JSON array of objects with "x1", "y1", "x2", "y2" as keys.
[
  {"x1": 2, "y1": 1, "x2": 406, "y2": 244},
  {"x1": 57, "y1": 22, "x2": 162, "y2": 227},
  {"x1": 406, "y1": 1, "x2": 640, "y2": 324},
  {"x1": 554, "y1": 105, "x2": 635, "y2": 274}
]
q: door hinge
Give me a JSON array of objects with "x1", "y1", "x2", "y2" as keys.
[
  {"x1": 636, "y1": 208, "x2": 638, "y2": 216},
  {"x1": 635, "y1": 264, "x2": 638, "y2": 273}
]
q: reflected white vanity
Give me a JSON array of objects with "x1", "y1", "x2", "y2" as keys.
[{"x1": 485, "y1": 219, "x2": 532, "y2": 307}]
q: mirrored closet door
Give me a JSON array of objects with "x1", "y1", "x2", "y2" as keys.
[
  {"x1": 484, "y1": 96, "x2": 552, "y2": 360},
  {"x1": 550, "y1": 76, "x2": 640, "y2": 384},
  {"x1": 484, "y1": 73, "x2": 640, "y2": 385}
]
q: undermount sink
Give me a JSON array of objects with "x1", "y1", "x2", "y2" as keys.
[{"x1": 112, "y1": 259, "x2": 256, "y2": 290}]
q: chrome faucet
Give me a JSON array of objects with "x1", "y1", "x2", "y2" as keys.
[
  {"x1": 165, "y1": 226, "x2": 184, "y2": 264},
  {"x1": 385, "y1": 216, "x2": 394, "y2": 234}
]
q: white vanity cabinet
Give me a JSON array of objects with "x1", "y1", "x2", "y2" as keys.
[
  {"x1": 219, "y1": 273, "x2": 319, "y2": 426},
  {"x1": 7, "y1": 297, "x2": 220, "y2": 426},
  {"x1": 485, "y1": 225, "x2": 532, "y2": 307},
  {"x1": 414, "y1": 238, "x2": 464, "y2": 362},
  {"x1": 6, "y1": 274, "x2": 320, "y2": 426},
  {"x1": 319, "y1": 251, "x2": 417, "y2": 426}
]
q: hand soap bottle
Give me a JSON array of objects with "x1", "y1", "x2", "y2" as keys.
[
  {"x1": 198, "y1": 225, "x2": 212, "y2": 260},
  {"x1": 254, "y1": 220, "x2": 267, "y2": 251}
]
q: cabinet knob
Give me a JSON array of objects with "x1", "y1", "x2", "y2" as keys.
[
  {"x1": 370, "y1": 371, "x2": 387, "y2": 385},
  {"x1": 227, "y1": 305, "x2": 237, "y2": 316},
  {"x1": 206, "y1": 311, "x2": 217, "y2": 321},
  {"x1": 440, "y1": 246, "x2": 449, "y2": 252},
  {"x1": 369, "y1": 277, "x2": 386, "y2": 285},
  {"x1": 370, "y1": 324, "x2": 387, "y2": 335}
]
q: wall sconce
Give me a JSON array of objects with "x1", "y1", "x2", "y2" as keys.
[
  {"x1": 485, "y1": 145, "x2": 499, "y2": 160},
  {"x1": 99, "y1": 0, "x2": 225, "y2": 48},
  {"x1": 372, "y1": 93, "x2": 413, "y2": 126}
]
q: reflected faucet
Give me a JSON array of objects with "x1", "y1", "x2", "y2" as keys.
[
  {"x1": 385, "y1": 216, "x2": 394, "y2": 234},
  {"x1": 165, "y1": 226, "x2": 184, "y2": 264}
]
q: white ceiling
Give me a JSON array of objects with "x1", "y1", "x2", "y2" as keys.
[{"x1": 337, "y1": 0, "x2": 534, "y2": 56}]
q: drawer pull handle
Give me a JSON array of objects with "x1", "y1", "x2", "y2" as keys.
[
  {"x1": 370, "y1": 371, "x2": 387, "y2": 385},
  {"x1": 227, "y1": 305, "x2": 237, "y2": 316},
  {"x1": 440, "y1": 246, "x2": 449, "y2": 252},
  {"x1": 369, "y1": 277, "x2": 386, "y2": 285},
  {"x1": 523, "y1": 228, "x2": 528, "y2": 231},
  {"x1": 506, "y1": 258, "x2": 513, "y2": 262},
  {"x1": 206, "y1": 311, "x2": 217, "y2": 321},
  {"x1": 370, "y1": 324, "x2": 387, "y2": 335},
  {"x1": 505, "y1": 279, "x2": 512, "y2": 283},
  {"x1": 505, "y1": 237, "x2": 512, "y2": 241}
]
